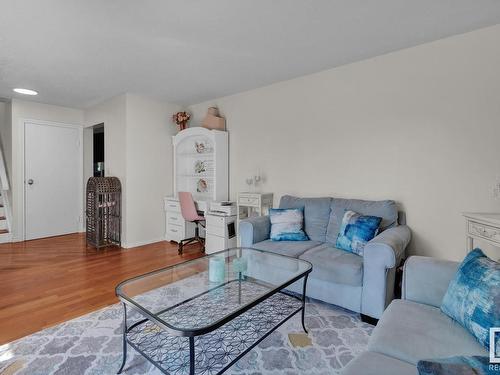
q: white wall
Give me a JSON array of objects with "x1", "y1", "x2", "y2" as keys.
[
  {"x1": 0, "y1": 102, "x2": 12, "y2": 180},
  {"x1": 84, "y1": 94, "x2": 128, "y2": 243},
  {"x1": 189, "y1": 24, "x2": 500, "y2": 261},
  {"x1": 84, "y1": 95, "x2": 127, "y2": 181},
  {"x1": 83, "y1": 127, "x2": 94, "y2": 189},
  {"x1": 10, "y1": 99, "x2": 84, "y2": 240},
  {"x1": 84, "y1": 94, "x2": 180, "y2": 247},
  {"x1": 125, "y1": 94, "x2": 180, "y2": 247},
  {"x1": 7, "y1": 93, "x2": 176, "y2": 247}
]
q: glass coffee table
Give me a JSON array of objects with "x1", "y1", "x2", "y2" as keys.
[{"x1": 115, "y1": 247, "x2": 312, "y2": 375}]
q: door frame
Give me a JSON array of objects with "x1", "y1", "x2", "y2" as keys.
[{"x1": 22, "y1": 119, "x2": 84, "y2": 241}]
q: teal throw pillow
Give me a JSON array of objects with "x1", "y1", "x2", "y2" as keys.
[
  {"x1": 335, "y1": 210, "x2": 382, "y2": 256},
  {"x1": 417, "y1": 356, "x2": 491, "y2": 375},
  {"x1": 440, "y1": 248, "x2": 500, "y2": 350},
  {"x1": 269, "y1": 208, "x2": 308, "y2": 241}
]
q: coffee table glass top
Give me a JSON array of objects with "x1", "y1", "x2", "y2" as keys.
[{"x1": 116, "y1": 247, "x2": 312, "y2": 335}]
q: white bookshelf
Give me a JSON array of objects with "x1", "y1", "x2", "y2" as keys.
[
  {"x1": 173, "y1": 127, "x2": 228, "y2": 202},
  {"x1": 165, "y1": 128, "x2": 228, "y2": 242}
]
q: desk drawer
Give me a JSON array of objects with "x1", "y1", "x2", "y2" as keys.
[
  {"x1": 167, "y1": 212, "x2": 183, "y2": 225},
  {"x1": 165, "y1": 200, "x2": 180, "y2": 212},
  {"x1": 206, "y1": 215, "x2": 225, "y2": 228},
  {"x1": 238, "y1": 196, "x2": 260, "y2": 207},
  {"x1": 468, "y1": 221, "x2": 500, "y2": 243},
  {"x1": 166, "y1": 224, "x2": 184, "y2": 241}
]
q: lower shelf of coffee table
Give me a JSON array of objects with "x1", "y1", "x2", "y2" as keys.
[{"x1": 126, "y1": 291, "x2": 302, "y2": 375}]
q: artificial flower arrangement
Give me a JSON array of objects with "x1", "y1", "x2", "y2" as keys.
[{"x1": 172, "y1": 111, "x2": 191, "y2": 131}]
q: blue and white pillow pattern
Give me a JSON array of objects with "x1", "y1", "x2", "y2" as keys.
[
  {"x1": 269, "y1": 208, "x2": 308, "y2": 241},
  {"x1": 417, "y1": 356, "x2": 491, "y2": 375},
  {"x1": 441, "y1": 248, "x2": 500, "y2": 350},
  {"x1": 335, "y1": 210, "x2": 382, "y2": 256}
]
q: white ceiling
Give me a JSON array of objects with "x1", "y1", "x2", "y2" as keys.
[{"x1": 1, "y1": 0, "x2": 500, "y2": 108}]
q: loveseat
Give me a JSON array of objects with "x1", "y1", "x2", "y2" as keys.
[
  {"x1": 342, "y1": 256, "x2": 488, "y2": 374},
  {"x1": 239, "y1": 195, "x2": 411, "y2": 319}
]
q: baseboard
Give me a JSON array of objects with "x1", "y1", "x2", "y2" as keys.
[
  {"x1": 360, "y1": 314, "x2": 379, "y2": 326},
  {"x1": 0, "y1": 233, "x2": 12, "y2": 243},
  {"x1": 122, "y1": 237, "x2": 166, "y2": 249}
]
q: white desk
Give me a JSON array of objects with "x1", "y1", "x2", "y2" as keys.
[{"x1": 463, "y1": 212, "x2": 500, "y2": 253}]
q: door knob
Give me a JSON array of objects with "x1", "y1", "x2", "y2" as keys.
[{"x1": 27, "y1": 179, "x2": 34, "y2": 185}]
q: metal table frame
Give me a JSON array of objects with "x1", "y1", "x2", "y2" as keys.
[{"x1": 116, "y1": 250, "x2": 311, "y2": 375}]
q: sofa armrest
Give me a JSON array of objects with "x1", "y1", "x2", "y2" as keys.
[
  {"x1": 365, "y1": 225, "x2": 411, "y2": 268},
  {"x1": 402, "y1": 256, "x2": 459, "y2": 308},
  {"x1": 239, "y1": 216, "x2": 271, "y2": 247},
  {"x1": 361, "y1": 225, "x2": 411, "y2": 318}
]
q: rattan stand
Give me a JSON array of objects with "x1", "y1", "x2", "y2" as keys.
[{"x1": 86, "y1": 177, "x2": 121, "y2": 249}]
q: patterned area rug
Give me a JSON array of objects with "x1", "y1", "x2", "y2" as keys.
[{"x1": 0, "y1": 277, "x2": 373, "y2": 374}]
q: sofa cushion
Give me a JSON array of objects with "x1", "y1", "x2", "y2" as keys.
[
  {"x1": 368, "y1": 299, "x2": 487, "y2": 366},
  {"x1": 299, "y1": 243, "x2": 363, "y2": 286},
  {"x1": 251, "y1": 239, "x2": 322, "y2": 258},
  {"x1": 279, "y1": 195, "x2": 332, "y2": 242},
  {"x1": 342, "y1": 351, "x2": 416, "y2": 375},
  {"x1": 326, "y1": 198, "x2": 398, "y2": 244}
]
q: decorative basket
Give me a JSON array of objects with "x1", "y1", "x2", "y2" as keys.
[{"x1": 202, "y1": 107, "x2": 226, "y2": 130}]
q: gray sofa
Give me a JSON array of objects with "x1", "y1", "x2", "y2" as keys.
[
  {"x1": 239, "y1": 195, "x2": 411, "y2": 319},
  {"x1": 342, "y1": 256, "x2": 488, "y2": 374}
]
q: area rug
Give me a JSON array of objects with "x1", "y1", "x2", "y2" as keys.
[{"x1": 0, "y1": 276, "x2": 373, "y2": 374}]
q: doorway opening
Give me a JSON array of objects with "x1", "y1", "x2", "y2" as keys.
[{"x1": 93, "y1": 124, "x2": 104, "y2": 177}]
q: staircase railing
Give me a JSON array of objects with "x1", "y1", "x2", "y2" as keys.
[{"x1": 0, "y1": 144, "x2": 12, "y2": 240}]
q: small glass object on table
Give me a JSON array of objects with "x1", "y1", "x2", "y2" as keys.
[
  {"x1": 208, "y1": 255, "x2": 225, "y2": 283},
  {"x1": 115, "y1": 247, "x2": 312, "y2": 375}
]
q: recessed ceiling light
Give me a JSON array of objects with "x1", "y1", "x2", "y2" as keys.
[{"x1": 13, "y1": 88, "x2": 38, "y2": 95}]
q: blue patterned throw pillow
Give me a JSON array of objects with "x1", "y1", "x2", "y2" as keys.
[
  {"x1": 441, "y1": 248, "x2": 500, "y2": 350},
  {"x1": 335, "y1": 210, "x2": 382, "y2": 256},
  {"x1": 269, "y1": 208, "x2": 308, "y2": 241},
  {"x1": 417, "y1": 356, "x2": 491, "y2": 375}
]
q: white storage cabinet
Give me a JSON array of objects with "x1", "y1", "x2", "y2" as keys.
[{"x1": 165, "y1": 128, "x2": 228, "y2": 242}]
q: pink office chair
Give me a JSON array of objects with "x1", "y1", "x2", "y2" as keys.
[{"x1": 178, "y1": 192, "x2": 205, "y2": 254}]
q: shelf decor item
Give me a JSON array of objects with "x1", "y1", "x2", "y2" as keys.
[
  {"x1": 85, "y1": 177, "x2": 121, "y2": 249},
  {"x1": 194, "y1": 160, "x2": 206, "y2": 174},
  {"x1": 196, "y1": 178, "x2": 208, "y2": 193},
  {"x1": 202, "y1": 107, "x2": 226, "y2": 130},
  {"x1": 172, "y1": 111, "x2": 191, "y2": 131}
]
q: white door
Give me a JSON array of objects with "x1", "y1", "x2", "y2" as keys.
[{"x1": 25, "y1": 122, "x2": 82, "y2": 240}]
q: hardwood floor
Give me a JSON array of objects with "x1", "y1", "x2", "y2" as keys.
[{"x1": 0, "y1": 233, "x2": 203, "y2": 344}]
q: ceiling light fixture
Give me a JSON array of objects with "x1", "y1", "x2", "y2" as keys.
[{"x1": 13, "y1": 88, "x2": 38, "y2": 95}]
